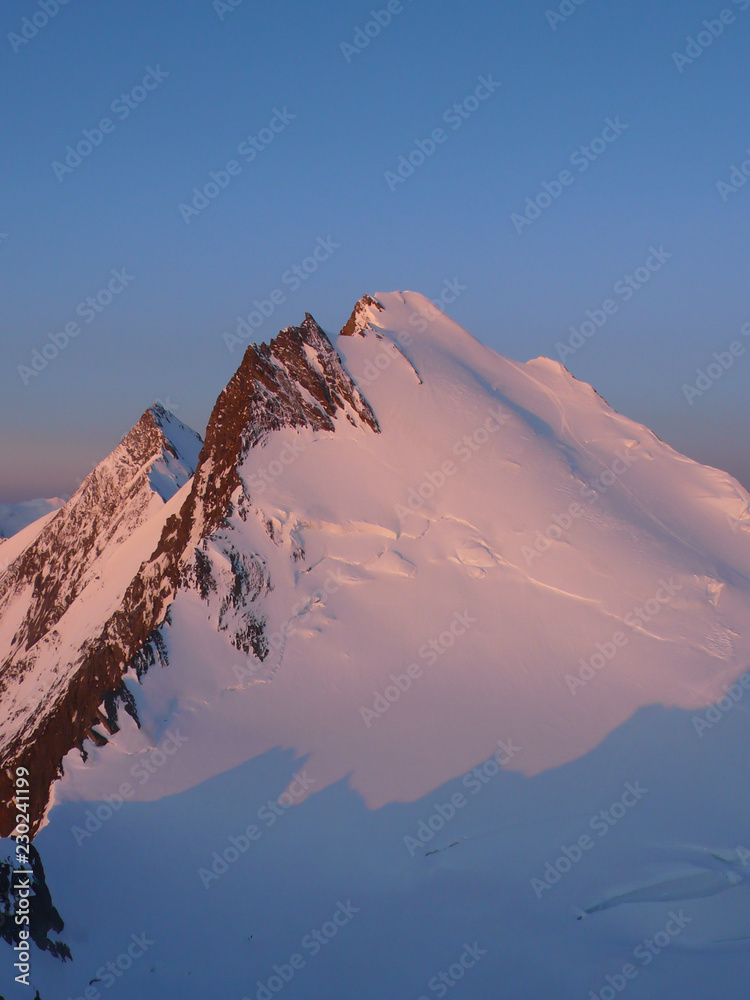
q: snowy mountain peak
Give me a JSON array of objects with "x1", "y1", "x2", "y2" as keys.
[
  {"x1": 5, "y1": 292, "x2": 750, "y2": 998},
  {"x1": 340, "y1": 293, "x2": 385, "y2": 337},
  {"x1": 147, "y1": 400, "x2": 195, "y2": 443},
  {"x1": 4, "y1": 291, "x2": 750, "y2": 849},
  {"x1": 152, "y1": 313, "x2": 380, "y2": 573},
  {"x1": 0, "y1": 309, "x2": 382, "y2": 835},
  {"x1": 138, "y1": 403, "x2": 203, "y2": 502},
  {"x1": 0, "y1": 405, "x2": 202, "y2": 649},
  {"x1": 0, "y1": 409, "x2": 203, "y2": 835},
  {"x1": 238, "y1": 310, "x2": 379, "y2": 439}
]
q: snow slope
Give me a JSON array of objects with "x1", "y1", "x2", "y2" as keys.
[
  {"x1": 55, "y1": 292, "x2": 750, "y2": 805},
  {"x1": 3, "y1": 294, "x2": 750, "y2": 998}
]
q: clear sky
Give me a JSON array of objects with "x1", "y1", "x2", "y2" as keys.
[{"x1": 2, "y1": 0, "x2": 749, "y2": 501}]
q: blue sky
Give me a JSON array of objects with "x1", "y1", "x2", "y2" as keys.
[{"x1": 2, "y1": 0, "x2": 749, "y2": 500}]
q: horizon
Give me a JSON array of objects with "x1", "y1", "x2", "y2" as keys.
[
  {"x1": 3, "y1": 286, "x2": 750, "y2": 503},
  {"x1": 3, "y1": 0, "x2": 750, "y2": 501}
]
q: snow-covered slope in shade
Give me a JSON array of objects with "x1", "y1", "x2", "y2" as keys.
[
  {"x1": 4, "y1": 294, "x2": 750, "y2": 998},
  {"x1": 0, "y1": 498, "x2": 66, "y2": 541}
]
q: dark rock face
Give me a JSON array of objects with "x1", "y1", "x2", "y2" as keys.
[
  {"x1": 0, "y1": 312, "x2": 378, "y2": 837},
  {"x1": 0, "y1": 408, "x2": 200, "y2": 838},
  {"x1": 158, "y1": 313, "x2": 379, "y2": 564},
  {"x1": 340, "y1": 294, "x2": 384, "y2": 338},
  {"x1": 0, "y1": 409, "x2": 172, "y2": 664}
]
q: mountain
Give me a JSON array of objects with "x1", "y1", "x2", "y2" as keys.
[
  {"x1": 2, "y1": 294, "x2": 750, "y2": 999},
  {"x1": 0, "y1": 403, "x2": 202, "y2": 834}
]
